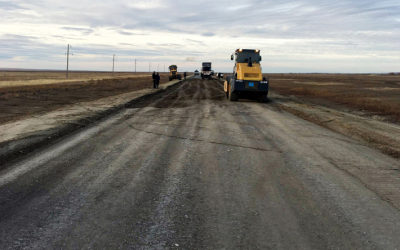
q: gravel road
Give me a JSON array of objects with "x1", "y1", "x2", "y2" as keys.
[{"x1": 1, "y1": 76, "x2": 400, "y2": 249}]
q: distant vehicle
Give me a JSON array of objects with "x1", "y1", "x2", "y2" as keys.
[
  {"x1": 194, "y1": 70, "x2": 199, "y2": 75},
  {"x1": 168, "y1": 65, "x2": 182, "y2": 81},
  {"x1": 201, "y1": 62, "x2": 212, "y2": 79}
]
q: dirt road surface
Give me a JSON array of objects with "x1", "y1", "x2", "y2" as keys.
[{"x1": 1, "y1": 76, "x2": 400, "y2": 249}]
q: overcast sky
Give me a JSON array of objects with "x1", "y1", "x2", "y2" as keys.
[{"x1": 1, "y1": 0, "x2": 399, "y2": 73}]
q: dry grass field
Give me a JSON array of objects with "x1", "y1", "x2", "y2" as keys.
[
  {"x1": 265, "y1": 73, "x2": 400, "y2": 123},
  {"x1": 0, "y1": 71, "x2": 170, "y2": 124},
  {"x1": 0, "y1": 71, "x2": 153, "y2": 87}
]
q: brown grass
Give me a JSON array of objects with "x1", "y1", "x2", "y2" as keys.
[
  {"x1": 0, "y1": 72, "x2": 171, "y2": 124},
  {"x1": 265, "y1": 73, "x2": 400, "y2": 123},
  {"x1": 0, "y1": 71, "x2": 152, "y2": 81},
  {"x1": 0, "y1": 71, "x2": 162, "y2": 87}
]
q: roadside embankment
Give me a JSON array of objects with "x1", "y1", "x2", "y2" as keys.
[
  {"x1": 270, "y1": 92, "x2": 400, "y2": 158},
  {"x1": 0, "y1": 76, "x2": 190, "y2": 165}
]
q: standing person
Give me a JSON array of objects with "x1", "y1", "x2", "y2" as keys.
[
  {"x1": 152, "y1": 71, "x2": 156, "y2": 88},
  {"x1": 156, "y1": 72, "x2": 160, "y2": 89},
  {"x1": 184, "y1": 72, "x2": 187, "y2": 79}
]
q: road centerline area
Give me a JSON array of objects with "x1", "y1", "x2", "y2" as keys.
[{"x1": 1, "y1": 76, "x2": 400, "y2": 249}]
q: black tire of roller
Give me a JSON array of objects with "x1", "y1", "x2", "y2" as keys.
[
  {"x1": 229, "y1": 91, "x2": 239, "y2": 102},
  {"x1": 257, "y1": 94, "x2": 269, "y2": 103}
]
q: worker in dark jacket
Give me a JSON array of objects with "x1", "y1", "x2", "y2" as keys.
[
  {"x1": 152, "y1": 71, "x2": 156, "y2": 88},
  {"x1": 155, "y1": 72, "x2": 160, "y2": 89},
  {"x1": 184, "y1": 72, "x2": 187, "y2": 79}
]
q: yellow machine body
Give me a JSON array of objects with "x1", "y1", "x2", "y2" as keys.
[
  {"x1": 170, "y1": 69, "x2": 177, "y2": 76},
  {"x1": 235, "y1": 63, "x2": 263, "y2": 81},
  {"x1": 168, "y1": 65, "x2": 181, "y2": 81}
]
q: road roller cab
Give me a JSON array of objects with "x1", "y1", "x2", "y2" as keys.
[{"x1": 224, "y1": 49, "x2": 269, "y2": 102}]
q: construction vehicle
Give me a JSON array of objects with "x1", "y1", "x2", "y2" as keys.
[
  {"x1": 168, "y1": 65, "x2": 182, "y2": 81},
  {"x1": 201, "y1": 62, "x2": 212, "y2": 79},
  {"x1": 224, "y1": 49, "x2": 269, "y2": 102}
]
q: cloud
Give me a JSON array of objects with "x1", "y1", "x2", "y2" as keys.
[
  {"x1": 202, "y1": 32, "x2": 215, "y2": 37},
  {"x1": 119, "y1": 31, "x2": 135, "y2": 36},
  {"x1": 61, "y1": 27, "x2": 94, "y2": 35},
  {"x1": 119, "y1": 43, "x2": 136, "y2": 46},
  {"x1": 0, "y1": 34, "x2": 64, "y2": 61},
  {"x1": 147, "y1": 43, "x2": 181, "y2": 47},
  {"x1": 227, "y1": 4, "x2": 252, "y2": 11},
  {"x1": 186, "y1": 57, "x2": 195, "y2": 61},
  {"x1": 1, "y1": 0, "x2": 400, "y2": 72},
  {"x1": 118, "y1": 30, "x2": 147, "y2": 36},
  {"x1": 186, "y1": 39, "x2": 205, "y2": 46},
  {"x1": 0, "y1": 1, "x2": 27, "y2": 10}
]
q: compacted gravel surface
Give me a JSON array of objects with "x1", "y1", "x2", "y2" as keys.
[{"x1": 1, "y1": 76, "x2": 400, "y2": 249}]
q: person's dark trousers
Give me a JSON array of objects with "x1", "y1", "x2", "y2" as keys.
[
  {"x1": 156, "y1": 80, "x2": 159, "y2": 89},
  {"x1": 153, "y1": 79, "x2": 156, "y2": 88}
]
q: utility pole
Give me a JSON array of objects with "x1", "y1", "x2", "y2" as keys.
[
  {"x1": 135, "y1": 59, "x2": 137, "y2": 73},
  {"x1": 65, "y1": 44, "x2": 73, "y2": 78},
  {"x1": 158, "y1": 64, "x2": 159, "y2": 72},
  {"x1": 149, "y1": 62, "x2": 151, "y2": 72},
  {"x1": 112, "y1": 54, "x2": 116, "y2": 76}
]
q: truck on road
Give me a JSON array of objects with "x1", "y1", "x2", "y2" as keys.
[
  {"x1": 201, "y1": 62, "x2": 212, "y2": 79},
  {"x1": 224, "y1": 49, "x2": 269, "y2": 102}
]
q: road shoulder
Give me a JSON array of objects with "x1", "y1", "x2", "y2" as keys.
[
  {"x1": 269, "y1": 92, "x2": 400, "y2": 159},
  {"x1": 0, "y1": 77, "x2": 188, "y2": 165}
]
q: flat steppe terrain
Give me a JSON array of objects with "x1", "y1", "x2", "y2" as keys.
[
  {"x1": 0, "y1": 71, "x2": 171, "y2": 124},
  {"x1": 0, "y1": 71, "x2": 153, "y2": 87},
  {"x1": 265, "y1": 73, "x2": 400, "y2": 124}
]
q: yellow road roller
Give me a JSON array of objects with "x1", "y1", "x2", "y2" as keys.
[{"x1": 224, "y1": 49, "x2": 269, "y2": 102}]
